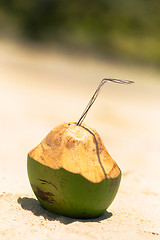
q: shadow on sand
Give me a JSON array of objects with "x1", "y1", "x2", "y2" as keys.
[{"x1": 18, "y1": 197, "x2": 112, "y2": 224}]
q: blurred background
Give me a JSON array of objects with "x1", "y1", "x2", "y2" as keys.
[
  {"x1": 0, "y1": 0, "x2": 160, "y2": 194},
  {"x1": 0, "y1": 0, "x2": 160, "y2": 65}
]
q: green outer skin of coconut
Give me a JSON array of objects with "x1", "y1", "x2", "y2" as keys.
[{"x1": 27, "y1": 155, "x2": 121, "y2": 219}]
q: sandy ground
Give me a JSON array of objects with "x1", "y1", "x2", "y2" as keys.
[{"x1": 0, "y1": 39, "x2": 160, "y2": 239}]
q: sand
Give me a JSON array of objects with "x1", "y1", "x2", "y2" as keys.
[{"x1": 0, "y1": 39, "x2": 160, "y2": 239}]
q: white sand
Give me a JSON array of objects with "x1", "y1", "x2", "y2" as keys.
[{"x1": 0, "y1": 39, "x2": 160, "y2": 239}]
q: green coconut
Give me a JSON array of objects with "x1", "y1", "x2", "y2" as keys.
[{"x1": 27, "y1": 78, "x2": 133, "y2": 218}]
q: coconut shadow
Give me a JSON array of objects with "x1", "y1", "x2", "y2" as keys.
[{"x1": 18, "y1": 196, "x2": 112, "y2": 224}]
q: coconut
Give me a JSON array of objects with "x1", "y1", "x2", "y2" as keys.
[{"x1": 27, "y1": 78, "x2": 133, "y2": 218}]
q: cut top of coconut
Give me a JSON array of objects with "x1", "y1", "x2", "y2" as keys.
[{"x1": 29, "y1": 122, "x2": 121, "y2": 183}]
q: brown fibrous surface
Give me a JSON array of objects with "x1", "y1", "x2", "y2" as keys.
[{"x1": 29, "y1": 122, "x2": 121, "y2": 182}]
